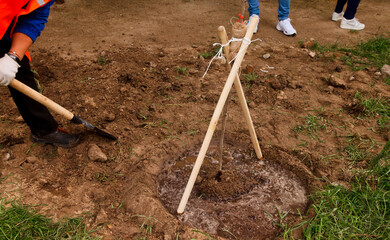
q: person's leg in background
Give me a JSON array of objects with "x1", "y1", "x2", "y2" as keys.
[
  {"x1": 343, "y1": 0, "x2": 361, "y2": 19},
  {"x1": 277, "y1": 0, "x2": 290, "y2": 20},
  {"x1": 247, "y1": 0, "x2": 260, "y2": 16},
  {"x1": 276, "y1": 0, "x2": 297, "y2": 36},
  {"x1": 332, "y1": 0, "x2": 364, "y2": 30},
  {"x1": 247, "y1": 0, "x2": 260, "y2": 33}
]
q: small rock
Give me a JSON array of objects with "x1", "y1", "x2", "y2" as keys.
[
  {"x1": 375, "y1": 71, "x2": 381, "y2": 76},
  {"x1": 270, "y1": 76, "x2": 288, "y2": 90},
  {"x1": 309, "y1": 51, "x2": 316, "y2": 58},
  {"x1": 148, "y1": 104, "x2": 156, "y2": 112},
  {"x1": 26, "y1": 156, "x2": 39, "y2": 164},
  {"x1": 288, "y1": 80, "x2": 303, "y2": 89},
  {"x1": 188, "y1": 68, "x2": 199, "y2": 75},
  {"x1": 335, "y1": 66, "x2": 342, "y2": 72},
  {"x1": 88, "y1": 144, "x2": 108, "y2": 162},
  {"x1": 263, "y1": 53, "x2": 271, "y2": 59},
  {"x1": 196, "y1": 175, "x2": 202, "y2": 184},
  {"x1": 301, "y1": 39, "x2": 315, "y2": 48},
  {"x1": 105, "y1": 113, "x2": 116, "y2": 122},
  {"x1": 381, "y1": 64, "x2": 390, "y2": 76},
  {"x1": 245, "y1": 65, "x2": 255, "y2": 74},
  {"x1": 277, "y1": 91, "x2": 287, "y2": 100},
  {"x1": 120, "y1": 87, "x2": 127, "y2": 93},
  {"x1": 158, "y1": 51, "x2": 165, "y2": 57},
  {"x1": 326, "y1": 85, "x2": 334, "y2": 93},
  {"x1": 1, "y1": 153, "x2": 10, "y2": 161},
  {"x1": 95, "y1": 208, "x2": 108, "y2": 226},
  {"x1": 349, "y1": 76, "x2": 355, "y2": 81},
  {"x1": 85, "y1": 97, "x2": 97, "y2": 108},
  {"x1": 15, "y1": 116, "x2": 24, "y2": 123},
  {"x1": 328, "y1": 75, "x2": 346, "y2": 88}
]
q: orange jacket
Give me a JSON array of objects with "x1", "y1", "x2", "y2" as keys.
[{"x1": 0, "y1": 0, "x2": 52, "y2": 60}]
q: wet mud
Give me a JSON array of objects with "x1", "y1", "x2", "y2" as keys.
[{"x1": 158, "y1": 146, "x2": 309, "y2": 239}]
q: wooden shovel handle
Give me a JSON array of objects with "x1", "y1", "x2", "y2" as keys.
[{"x1": 9, "y1": 79, "x2": 74, "y2": 120}]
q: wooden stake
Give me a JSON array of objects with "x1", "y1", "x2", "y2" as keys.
[
  {"x1": 218, "y1": 26, "x2": 262, "y2": 160},
  {"x1": 177, "y1": 16, "x2": 260, "y2": 215},
  {"x1": 233, "y1": 73, "x2": 263, "y2": 159}
]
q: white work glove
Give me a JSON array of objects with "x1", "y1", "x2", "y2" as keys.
[
  {"x1": 247, "y1": 14, "x2": 259, "y2": 33},
  {"x1": 0, "y1": 54, "x2": 20, "y2": 86}
]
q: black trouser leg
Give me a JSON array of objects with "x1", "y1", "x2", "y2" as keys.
[
  {"x1": 335, "y1": 0, "x2": 347, "y2": 13},
  {"x1": 344, "y1": 0, "x2": 360, "y2": 20},
  {"x1": 1, "y1": 38, "x2": 58, "y2": 137}
]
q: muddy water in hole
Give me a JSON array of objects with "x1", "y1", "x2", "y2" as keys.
[{"x1": 158, "y1": 148, "x2": 308, "y2": 239}]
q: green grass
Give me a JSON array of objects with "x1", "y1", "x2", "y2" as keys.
[
  {"x1": 306, "y1": 42, "x2": 338, "y2": 54},
  {"x1": 304, "y1": 35, "x2": 389, "y2": 71},
  {"x1": 175, "y1": 66, "x2": 188, "y2": 75},
  {"x1": 97, "y1": 57, "x2": 110, "y2": 65},
  {"x1": 354, "y1": 91, "x2": 390, "y2": 117},
  {"x1": 353, "y1": 91, "x2": 390, "y2": 133},
  {"x1": 302, "y1": 140, "x2": 390, "y2": 239},
  {"x1": 281, "y1": 141, "x2": 390, "y2": 239},
  {"x1": 0, "y1": 198, "x2": 100, "y2": 239},
  {"x1": 241, "y1": 73, "x2": 258, "y2": 90},
  {"x1": 340, "y1": 35, "x2": 390, "y2": 70},
  {"x1": 132, "y1": 215, "x2": 162, "y2": 239},
  {"x1": 377, "y1": 115, "x2": 390, "y2": 133},
  {"x1": 293, "y1": 114, "x2": 330, "y2": 141},
  {"x1": 198, "y1": 46, "x2": 221, "y2": 59},
  {"x1": 341, "y1": 134, "x2": 377, "y2": 163}
]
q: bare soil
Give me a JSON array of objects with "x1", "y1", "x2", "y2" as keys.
[{"x1": 0, "y1": 0, "x2": 389, "y2": 239}]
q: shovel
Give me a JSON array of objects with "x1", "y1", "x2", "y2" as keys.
[{"x1": 9, "y1": 79, "x2": 117, "y2": 140}]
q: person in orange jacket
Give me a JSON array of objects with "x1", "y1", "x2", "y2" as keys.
[{"x1": 0, "y1": 0, "x2": 79, "y2": 148}]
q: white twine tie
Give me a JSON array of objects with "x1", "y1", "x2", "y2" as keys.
[{"x1": 201, "y1": 37, "x2": 262, "y2": 79}]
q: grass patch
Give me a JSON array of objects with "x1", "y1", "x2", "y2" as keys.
[
  {"x1": 198, "y1": 46, "x2": 221, "y2": 59},
  {"x1": 353, "y1": 91, "x2": 390, "y2": 134},
  {"x1": 302, "y1": 140, "x2": 390, "y2": 239},
  {"x1": 0, "y1": 198, "x2": 100, "y2": 239},
  {"x1": 342, "y1": 133, "x2": 377, "y2": 163},
  {"x1": 340, "y1": 35, "x2": 390, "y2": 70},
  {"x1": 306, "y1": 42, "x2": 338, "y2": 54},
  {"x1": 354, "y1": 91, "x2": 390, "y2": 117},
  {"x1": 241, "y1": 72, "x2": 258, "y2": 90},
  {"x1": 293, "y1": 114, "x2": 330, "y2": 142},
  {"x1": 377, "y1": 115, "x2": 390, "y2": 133},
  {"x1": 132, "y1": 215, "x2": 162, "y2": 239},
  {"x1": 304, "y1": 35, "x2": 389, "y2": 71},
  {"x1": 175, "y1": 66, "x2": 188, "y2": 75}
]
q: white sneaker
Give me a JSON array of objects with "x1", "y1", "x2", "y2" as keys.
[
  {"x1": 340, "y1": 17, "x2": 365, "y2": 30},
  {"x1": 276, "y1": 18, "x2": 297, "y2": 36},
  {"x1": 247, "y1": 14, "x2": 259, "y2": 33},
  {"x1": 332, "y1": 11, "x2": 344, "y2": 21}
]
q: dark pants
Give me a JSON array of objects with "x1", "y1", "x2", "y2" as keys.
[
  {"x1": 335, "y1": 0, "x2": 361, "y2": 20},
  {"x1": 0, "y1": 38, "x2": 58, "y2": 137}
]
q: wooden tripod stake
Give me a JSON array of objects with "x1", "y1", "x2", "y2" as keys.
[{"x1": 177, "y1": 16, "x2": 262, "y2": 215}]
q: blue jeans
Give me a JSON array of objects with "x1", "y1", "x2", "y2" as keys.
[{"x1": 247, "y1": 0, "x2": 290, "y2": 20}]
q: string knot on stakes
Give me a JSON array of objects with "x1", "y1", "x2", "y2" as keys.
[{"x1": 201, "y1": 37, "x2": 262, "y2": 79}]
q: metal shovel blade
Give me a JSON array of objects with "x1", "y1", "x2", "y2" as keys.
[{"x1": 71, "y1": 115, "x2": 117, "y2": 140}]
